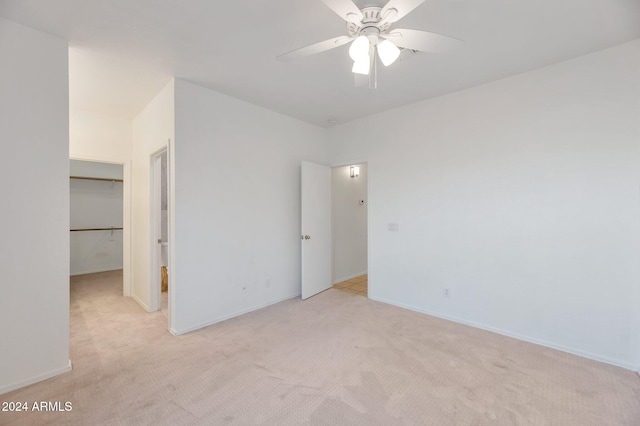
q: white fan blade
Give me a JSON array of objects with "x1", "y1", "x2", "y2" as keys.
[
  {"x1": 396, "y1": 47, "x2": 420, "y2": 63},
  {"x1": 277, "y1": 36, "x2": 354, "y2": 61},
  {"x1": 320, "y1": 0, "x2": 363, "y2": 23},
  {"x1": 382, "y1": 29, "x2": 462, "y2": 53},
  {"x1": 381, "y1": 0, "x2": 427, "y2": 23}
]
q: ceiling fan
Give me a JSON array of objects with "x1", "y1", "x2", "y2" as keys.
[{"x1": 277, "y1": 0, "x2": 461, "y2": 77}]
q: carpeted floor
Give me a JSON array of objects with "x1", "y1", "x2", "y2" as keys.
[{"x1": 2, "y1": 270, "x2": 640, "y2": 425}]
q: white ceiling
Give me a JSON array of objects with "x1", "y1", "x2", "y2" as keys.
[{"x1": 1, "y1": 0, "x2": 639, "y2": 127}]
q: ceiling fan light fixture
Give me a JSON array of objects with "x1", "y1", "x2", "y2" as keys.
[
  {"x1": 377, "y1": 39, "x2": 400, "y2": 66},
  {"x1": 349, "y1": 35, "x2": 370, "y2": 61},
  {"x1": 352, "y1": 56, "x2": 370, "y2": 75}
]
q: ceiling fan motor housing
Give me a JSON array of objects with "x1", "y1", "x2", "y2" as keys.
[{"x1": 347, "y1": 7, "x2": 392, "y2": 39}]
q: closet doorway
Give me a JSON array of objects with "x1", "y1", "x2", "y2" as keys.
[
  {"x1": 331, "y1": 163, "x2": 368, "y2": 297},
  {"x1": 70, "y1": 159, "x2": 126, "y2": 293}
]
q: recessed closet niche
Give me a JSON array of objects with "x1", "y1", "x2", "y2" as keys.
[{"x1": 70, "y1": 160, "x2": 124, "y2": 277}]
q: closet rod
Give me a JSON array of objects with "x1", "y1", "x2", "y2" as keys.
[
  {"x1": 70, "y1": 228, "x2": 124, "y2": 232},
  {"x1": 70, "y1": 176, "x2": 124, "y2": 182}
]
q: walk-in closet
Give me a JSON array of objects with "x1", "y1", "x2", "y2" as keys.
[{"x1": 70, "y1": 160, "x2": 124, "y2": 280}]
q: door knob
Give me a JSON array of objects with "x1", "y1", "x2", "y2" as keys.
[{"x1": 304, "y1": 235, "x2": 311, "y2": 240}]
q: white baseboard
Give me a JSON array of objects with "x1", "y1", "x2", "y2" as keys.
[
  {"x1": 131, "y1": 293, "x2": 151, "y2": 312},
  {"x1": 173, "y1": 292, "x2": 301, "y2": 335},
  {"x1": 70, "y1": 267, "x2": 124, "y2": 277},
  {"x1": 333, "y1": 270, "x2": 368, "y2": 285},
  {"x1": 0, "y1": 360, "x2": 72, "y2": 395},
  {"x1": 369, "y1": 295, "x2": 637, "y2": 371}
]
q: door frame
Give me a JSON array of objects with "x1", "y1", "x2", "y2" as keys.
[
  {"x1": 69, "y1": 154, "x2": 132, "y2": 297},
  {"x1": 330, "y1": 159, "x2": 370, "y2": 295},
  {"x1": 149, "y1": 144, "x2": 172, "y2": 327}
]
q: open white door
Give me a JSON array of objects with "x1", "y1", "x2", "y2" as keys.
[{"x1": 301, "y1": 161, "x2": 332, "y2": 299}]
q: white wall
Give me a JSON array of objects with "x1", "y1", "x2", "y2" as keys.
[
  {"x1": 70, "y1": 108, "x2": 132, "y2": 162},
  {"x1": 332, "y1": 163, "x2": 368, "y2": 283},
  {"x1": 328, "y1": 40, "x2": 640, "y2": 369},
  {"x1": 70, "y1": 161, "x2": 124, "y2": 275},
  {"x1": 132, "y1": 80, "x2": 175, "y2": 312},
  {"x1": 173, "y1": 79, "x2": 327, "y2": 334},
  {"x1": 0, "y1": 18, "x2": 70, "y2": 394}
]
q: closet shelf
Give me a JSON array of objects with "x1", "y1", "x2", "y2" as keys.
[
  {"x1": 70, "y1": 227, "x2": 123, "y2": 232},
  {"x1": 70, "y1": 176, "x2": 123, "y2": 182}
]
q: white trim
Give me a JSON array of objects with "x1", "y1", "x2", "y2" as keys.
[
  {"x1": 148, "y1": 145, "x2": 171, "y2": 318},
  {"x1": 149, "y1": 149, "x2": 163, "y2": 313},
  {"x1": 131, "y1": 293, "x2": 151, "y2": 313},
  {"x1": 172, "y1": 293, "x2": 301, "y2": 335},
  {"x1": 70, "y1": 267, "x2": 123, "y2": 277},
  {"x1": 122, "y1": 161, "x2": 132, "y2": 297},
  {"x1": 369, "y1": 295, "x2": 638, "y2": 371},
  {"x1": 0, "y1": 360, "x2": 72, "y2": 395},
  {"x1": 167, "y1": 138, "x2": 176, "y2": 333},
  {"x1": 333, "y1": 270, "x2": 368, "y2": 284},
  {"x1": 149, "y1": 142, "x2": 175, "y2": 333}
]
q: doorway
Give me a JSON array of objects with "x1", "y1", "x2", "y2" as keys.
[
  {"x1": 70, "y1": 159, "x2": 125, "y2": 283},
  {"x1": 151, "y1": 148, "x2": 170, "y2": 322},
  {"x1": 331, "y1": 163, "x2": 368, "y2": 297},
  {"x1": 300, "y1": 161, "x2": 369, "y2": 300}
]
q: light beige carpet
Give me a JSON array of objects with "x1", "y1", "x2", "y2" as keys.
[{"x1": 2, "y1": 270, "x2": 639, "y2": 425}]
